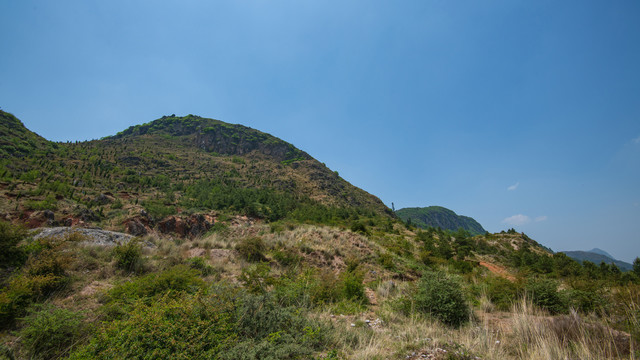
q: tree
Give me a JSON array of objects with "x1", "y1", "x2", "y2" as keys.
[{"x1": 633, "y1": 257, "x2": 640, "y2": 278}]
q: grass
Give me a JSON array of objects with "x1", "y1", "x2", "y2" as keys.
[{"x1": 0, "y1": 219, "x2": 638, "y2": 359}]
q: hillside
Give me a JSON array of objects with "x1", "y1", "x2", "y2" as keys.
[
  {"x1": 396, "y1": 206, "x2": 486, "y2": 235},
  {"x1": 562, "y1": 250, "x2": 633, "y2": 272},
  {"x1": 1, "y1": 109, "x2": 639, "y2": 359},
  {"x1": 0, "y1": 111, "x2": 391, "y2": 234}
]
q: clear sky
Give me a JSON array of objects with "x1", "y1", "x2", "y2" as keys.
[{"x1": 1, "y1": 1, "x2": 639, "y2": 262}]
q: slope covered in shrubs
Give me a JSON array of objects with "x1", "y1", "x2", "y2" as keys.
[{"x1": 0, "y1": 219, "x2": 638, "y2": 359}]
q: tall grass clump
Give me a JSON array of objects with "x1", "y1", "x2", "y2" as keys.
[
  {"x1": 509, "y1": 299, "x2": 631, "y2": 359},
  {"x1": 18, "y1": 304, "x2": 87, "y2": 360},
  {"x1": 112, "y1": 239, "x2": 144, "y2": 273}
]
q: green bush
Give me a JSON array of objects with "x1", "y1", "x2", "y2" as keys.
[
  {"x1": 72, "y1": 288, "x2": 330, "y2": 360},
  {"x1": 142, "y1": 200, "x2": 175, "y2": 221},
  {"x1": 272, "y1": 247, "x2": 301, "y2": 267},
  {"x1": 525, "y1": 278, "x2": 568, "y2": 314},
  {"x1": 309, "y1": 270, "x2": 340, "y2": 305},
  {"x1": 239, "y1": 263, "x2": 275, "y2": 294},
  {"x1": 272, "y1": 270, "x2": 314, "y2": 308},
  {"x1": 112, "y1": 239, "x2": 143, "y2": 273},
  {"x1": 19, "y1": 304, "x2": 87, "y2": 360},
  {"x1": 350, "y1": 222, "x2": 367, "y2": 234},
  {"x1": 339, "y1": 271, "x2": 367, "y2": 304},
  {"x1": 0, "y1": 239, "x2": 71, "y2": 328},
  {"x1": 414, "y1": 270, "x2": 470, "y2": 327},
  {"x1": 0, "y1": 275, "x2": 35, "y2": 328},
  {"x1": 450, "y1": 259, "x2": 473, "y2": 274},
  {"x1": 104, "y1": 265, "x2": 206, "y2": 314},
  {"x1": 187, "y1": 256, "x2": 215, "y2": 276},
  {"x1": 0, "y1": 221, "x2": 27, "y2": 268},
  {"x1": 236, "y1": 237, "x2": 267, "y2": 262},
  {"x1": 565, "y1": 288, "x2": 607, "y2": 314},
  {"x1": 377, "y1": 252, "x2": 396, "y2": 270},
  {"x1": 486, "y1": 277, "x2": 521, "y2": 311},
  {"x1": 25, "y1": 195, "x2": 58, "y2": 211},
  {"x1": 69, "y1": 294, "x2": 236, "y2": 360},
  {"x1": 224, "y1": 293, "x2": 327, "y2": 359}
]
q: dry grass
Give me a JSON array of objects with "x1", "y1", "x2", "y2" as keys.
[
  {"x1": 317, "y1": 284, "x2": 636, "y2": 359},
  {"x1": 506, "y1": 299, "x2": 633, "y2": 359},
  {"x1": 6, "y1": 223, "x2": 638, "y2": 360}
]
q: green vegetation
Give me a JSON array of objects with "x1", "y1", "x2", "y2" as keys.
[
  {"x1": 396, "y1": 206, "x2": 486, "y2": 235},
  {"x1": 413, "y1": 270, "x2": 470, "y2": 327},
  {"x1": 1, "y1": 111, "x2": 639, "y2": 359},
  {"x1": 0, "y1": 221, "x2": 28, "y2": 268},
  {"x1": 112, "y1": 239, "x2": 144, "y2": 273},
  {"x1": 18, "y1": 304, "x2": 87, "y2": 360}
]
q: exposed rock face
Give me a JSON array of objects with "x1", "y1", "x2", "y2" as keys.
[
  {"x1": 24, "y1": 210, "x2": 59, "y2": 228},
  {"x1": 124, "y1": 217, "x2": 151, "y2": 236},
  {"x1": 157, "y1": 214, "x2": 214, "y2": 237},
  {"x1": 76, "y1": 208, "x2": 100, "y2": 222},
  {"x1": 33, "y1": 227, "x2": 135, "y2": 246}
]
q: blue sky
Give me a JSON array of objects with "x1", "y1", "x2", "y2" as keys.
[{"x1": 2, "y1": 1, "x2": 639, "y2": 262}]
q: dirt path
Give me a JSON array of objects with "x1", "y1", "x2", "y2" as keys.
[{"x1": 479, "y1": 261, "x2": 516, "y2": 281}]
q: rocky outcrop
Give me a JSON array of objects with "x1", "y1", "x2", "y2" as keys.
[
  {"x1": 33, "y1": 227, "x2": 136, "y2": 246},
  {"x1": 124, "y1": 217, "x2": 152, "y2": 236},
  {"x1": 157, "y1": 214, "x2": 214, "y2": 237}
]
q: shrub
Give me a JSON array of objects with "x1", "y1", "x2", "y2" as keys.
[
  {"x1": 187, "y1": 256, "x2": 215, "y2": 276},
  {"x1": 112, "y1": 239, "x2": 143, "y2": 273},
  {"x1": 565, "y1": 288, "x2": 607, "y2": 314},
  {"x1": 272, "y1": 247, "x2": 301, "y2": 267},
  {"x1": 72, "y1": 288, "x2": 330, "y2": 360},
  {"x1": 0, "y1": 239, "x2": 71, "y2": 328},
  {"x1": 236, "y1": 237, "x2": 266, "y2": 262},
  {"x1": 309, "y1": 270, "x2": 340, "y2": 305},
  {"x1": 450, "y1": 259, "x2": 473, "y2": 274},
  {"x1": 378, "y1": 252, "x2": 396, "y2": 270},
  {"x1": 69, "y1": 294, "x2": 236, "y2": 360},
  {"x1": 525, "y1": 278, "x2": 568, "y2": 314},
  {"x1": 350, "y1": 222, "x2": 368, "y2": 234},
  {"x1": 272, "y1": 270, "x2": 314, "y2": 307},
  {"x1": 110, "y1": 199, "x2": 123, "y2": 210},
  {"x1": 239, "y1": 263, "x2": 275, "y2": 294},
  {"x1": 0, "y1": 275, "x2": 35, "y2": 328},
  {"x1": 486, "y1": 277, "x2": 521, "y2": 311},
  {"x1": 225, "y1": 293, "x2": 327, "y2": 359},
  {"x1": 19, "y1": 304, "x2": 86, "y2": 360},
  {"x1": 0, "y1": 221, "x2": 27, "y2": 268},
  {"x1": 142, "y1": 200, "x2": 175, "y2": 221},
  {"x1": 104, "y1": 265, "x2": 206, "y2": 311},
  {"x1": 414, "y1": 270, "x2": 470, "y2": 327},
  {"x1": 339, "y1": 270, "x2": 367, "y2": 304}
]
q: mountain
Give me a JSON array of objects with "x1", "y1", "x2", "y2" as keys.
[
  {"x1": 0, "y1": 111, "x2": 51, "y2": 157},
  {"x1": 0, "y1": 111, "x2": 392, "y2": 234},
  {"x1": 561, "y1": 250, "x2": 633, "y2": 272},
  {"x1": 395, "y1": 206, "x2": 486, "y2": 235},
  {"x1": 588, "y1": 248, "x2": 615, "y2": 259}
]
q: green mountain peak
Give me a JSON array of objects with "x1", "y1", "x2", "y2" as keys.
[{"x1": 395, "y1": 206, "x2": 486, "y2": 236}]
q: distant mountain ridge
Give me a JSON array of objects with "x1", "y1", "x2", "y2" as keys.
[
  {"x1": 588, "y1": 248, "x2": 615, "y2": 259},
  {"x1": 562, "y1": 249, "x2": 633, "y2": 272},
  {"x1": 395, "y1": 206, "x2": 486, "y2": 236}
]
